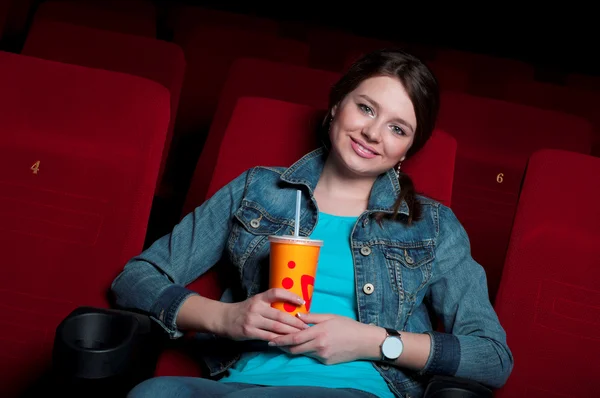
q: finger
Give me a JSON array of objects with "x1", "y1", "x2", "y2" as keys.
[
  {"x1": 249, "y1": 327, "x2": 284, "y2": 342},
  {"x1": 297, "y1": 312, "x2": 336, "y2": 324},
  {"x1": 264, "y1": 307, "x2": 310, "y2": 331},
  {"x1": 258, "y1": 317, "x2": 305, "y2": 335},
  {"x1": 263, "y1": 288, "x2": 305, "y2": 306},
  {"x1": 285, "y1": 339, "x2": 320, "y2": 356},
  {"x1": 268, "y1": 326, "x2": 318, "y2": 347}
]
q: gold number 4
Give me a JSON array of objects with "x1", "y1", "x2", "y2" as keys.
[
  {"x1": 31, "y1": 160, "x2": 40, "y2": 175},
  {"x1": 496, "y1": 173, "x2": 504, "y2": 184}
]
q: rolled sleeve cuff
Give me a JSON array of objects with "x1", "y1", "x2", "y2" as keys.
[
  {"x1": 150, "y1": 284, "x2": 198, "y2": 338},
  {"x1": 421, "y1": 331, "x2": 461, "y2": 376}
]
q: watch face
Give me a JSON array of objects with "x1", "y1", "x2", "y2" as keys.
[{"x1": 382, "y1": 336, "x2": 404, "y2": 359}]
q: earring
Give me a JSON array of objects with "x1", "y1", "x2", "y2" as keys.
[{"x1": 394, "y1": 162, "x2": 402, "y2": 179}]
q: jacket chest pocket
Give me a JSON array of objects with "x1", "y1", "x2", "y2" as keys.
[
  {"x1": 383, "y1": 244, "x2": 434, "y2": 302},
  {"x1": 228, "y1": 202, "x2": 288, "y2": 273}
]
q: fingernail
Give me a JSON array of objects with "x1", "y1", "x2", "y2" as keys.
[
  {"x1": 296, "y1": 312, "x2": 303, "y2": 318},
  {"x1": 298, "y1": 298, "x2": 305, "y2": 304},
  {"x1": 268, "y1": 341, "x2": 276, "y2": 347}
]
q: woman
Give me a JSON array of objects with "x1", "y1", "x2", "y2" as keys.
[{"x1": 113, "y1": 49, "x2": 513, "y2": 398}]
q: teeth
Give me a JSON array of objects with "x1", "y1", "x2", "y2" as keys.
[{"x1": 357, "y1": 142, "x2": 374, "y2": 154}]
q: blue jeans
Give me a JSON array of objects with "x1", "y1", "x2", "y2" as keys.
[{"x1": 128, "y1": 377, "x2": 381, "y2": 398}]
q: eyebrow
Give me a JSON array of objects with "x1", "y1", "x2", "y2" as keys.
[{"x1": 358, "y1": 94, "x2": 415, "y2": 134}]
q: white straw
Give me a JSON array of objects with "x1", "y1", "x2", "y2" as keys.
[{"x1": 294, "y1": 190, "x2": 301, "y2": 237}]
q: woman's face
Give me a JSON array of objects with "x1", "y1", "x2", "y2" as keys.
[{"x1": 328, "y1": 75, "x2": 417, "y2": 179}]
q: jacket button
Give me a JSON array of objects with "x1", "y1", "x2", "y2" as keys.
[
  {"x1": 363, "y1": 283, "x2": 374, "y2": 295},
  {"x1": 360, "y1": 246, "x2": 372, "y2": 256},
  {"x1": 380, "y1": 364, "x2": 390, "y2": 370},
  {"x1": 405, "y1": 255, "x2": 414, "y2": 265},
  {"x1": 250, "y1": 218, "x2": 260, "y2": 228},
  {"x1": 362, "y1": 217, "x2": 369, "y2": 227}
]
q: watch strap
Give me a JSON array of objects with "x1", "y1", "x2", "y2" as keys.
[{"x1": 385, "y1": 327, "x2": 400, "y2": 338}]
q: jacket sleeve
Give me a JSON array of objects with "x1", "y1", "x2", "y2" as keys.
[
  {"x1": 420, "y1": 205, "x2": 514, "y2": 389},
  {"x1": 110, "y1": 170, "x2": 250, "y2": 337}
]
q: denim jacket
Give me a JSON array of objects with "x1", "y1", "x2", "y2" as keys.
[{"x1": 111, "y1": 148, "x2": 513, "y2": 397}]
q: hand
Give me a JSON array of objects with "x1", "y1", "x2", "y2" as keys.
[
  {"x1": 268, "y1": 313, "x2": 385, "y2": 365},
  {"x1": 220, "y1": 288, "x2": 309, "y2": 342}
]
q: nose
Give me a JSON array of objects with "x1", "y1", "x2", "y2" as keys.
[{"x1": 361, "y1": 122, "x2": 382, "y2": 143}]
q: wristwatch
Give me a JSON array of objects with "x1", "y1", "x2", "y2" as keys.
[{"x1": 380, "y1": 327, "x2": 404, "y2": 362}]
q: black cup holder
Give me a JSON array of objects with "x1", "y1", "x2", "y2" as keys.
[{"x1": 51, "y1": 306, "x2": 161, "y2": 397}]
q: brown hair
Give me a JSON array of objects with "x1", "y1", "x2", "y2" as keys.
[{"x1": 320, "y1": 48, "x2": 440, "y2": 225}]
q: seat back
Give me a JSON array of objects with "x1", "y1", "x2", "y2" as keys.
[
  {"x1": 183, "y1": 58, "x2": 341, "y2": 215},
  {"x1": 437, "y1": 91, "x2": 593, "y2": 302},
  {"x1": 0, "y1": 51, "x2": 170, "y2": 396},
  {"x1": 499, "y1": 81, "x2": 600, "y2": 157},
  {"x1": 494, "y1": 149, "x2": 600, "y2": 398},
  {"x1": 22, "y1": 18, "x2": 185, "y2": 193},
  {"x1": 306, "y1": 27, "x2": 396, "y2": 72},
  {"x1": 435, "y1": 49, "x2": 535, "y2": 98},
  {"x1": 0, "y1": 0, "x2": 10, "y2": 41},
  {"x1": 567, "y1": 72, "x2": 600, "y2": 91},
  {"x1": 426, "y1": 61, "x2": 470, "y2": 93},
  {"x1": 167, "y1": 5, "x2": 279, "y2": 42},
  {"x1": 34, "y1": 0, "x2": 157, "y2": 37},
  {"x1": 172, "y1": 25, "x2": 310, "y2": 142}
]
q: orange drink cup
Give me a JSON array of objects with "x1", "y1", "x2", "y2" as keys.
[{"x1": 268, "y1": 235, "x2": 323, "y2": 316}]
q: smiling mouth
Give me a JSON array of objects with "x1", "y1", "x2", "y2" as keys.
[{"x1": 350, "y1": 137, "x2": 379, "y2": 158}]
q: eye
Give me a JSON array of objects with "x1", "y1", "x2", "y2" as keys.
[
  {"x1": 358, "y1": 103, "x2": 374, "y2": 117},
  {"x1": 391, "y1": 125, "x2": 406, "y2": 136}
]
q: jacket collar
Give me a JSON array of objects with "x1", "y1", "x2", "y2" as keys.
[{"x1": 279, "y1": 147, "x2": 409, "y2": 216}]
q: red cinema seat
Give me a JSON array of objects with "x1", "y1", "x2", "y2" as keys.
[
  {"x1": 307, "y1": 27, "x2": 396, "y2": 72},
  {"x1": 566, "y1": 72, "x2": 600, "y2": 91},
  {"x1": 494, "y1": 149, "x2": 600, "y2": 398},
  {"x1": 34, "y1": 0, "x2": 157, "y2": 38},
  {"x1": 22, "y1": 18, "x2": 186, "y2": 194},
  {"x1": 426, "y1": 61, "x2": 469, "y2": 93},
  {"x1": 167, "y1": 5, "x2": 279, "y2": 43},
  {"x1": 437, "y1": 91, "x2": 593, "y2": 303},
  {"x1": 0, "y1": 51, "x2": 170, "y2": 396},
  {"x1": 499, "y1": 80, "x2": 600, "y2": 157},
  {"x1": 182, "y1": 58, "x2": 341, "y2": 215},
  {"x1": 157, "y1": 96, "x2": 457, "y2": 377},
  {"x1": 0, "y1": 0, "x2": 10, "y2": 40},
  {"x1": 435, "y1": 49, "x2": 535, "y2": 98},
  {"x1": 172, "y1": 25, "x2": 309, "y2": 145},
  {"x1": 0, "y1": 0, "x2": 34, "y2": 42}
]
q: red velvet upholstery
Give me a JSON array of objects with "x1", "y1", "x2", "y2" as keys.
[
  {"x1": 0, "y1": 0, "x2": 10, "y2": 40},
  {"x1": 172, "y1": 25, "x2": 310, "y2": 141},
  {"x1": 494, "y1": 149, "x2": 600, "y2": 398},
  {"x1": 435, "y1": 49, "x2": 535, "y2": 98},
  {"x1": 437, "y1": 91, "x2": 593, "y2": 302},
  {"x1": 498, "y1": 80, "x2": 600, "y2": 157},
  {"x1": 182, "y1": 58, "x2": 341, "y2": 216},
  {"x1": 427, "y1": 61, "x2": 469, "y2": 93},
  {"x1": 567, "y1": 72, "x2": 600, "y2": 91},
  {"x1": 0, "y1": 51, "x2": 170, "y2": 396},
  {"x1": 22, "y1": 18, "x2": 186, "y2": 194},
  {"x1": 0, "y1": 0, "x2": 34, "y2": 42},
  {"x1": 306, "y1": 27, "x2": 396, "y2": 72},
  {"x1": 167, "y1": 5, "x2": 279, "y2": 44},
  {"x1": 34, "y1": 0, "x2": 157, "y2": 38},
  {"x1": 156, "y1": 96, "x2": 457, "y2": 377}
]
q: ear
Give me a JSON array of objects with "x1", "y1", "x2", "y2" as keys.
[{"x1": 331, "y1": 104, "x2": 338, "y2": 118}]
